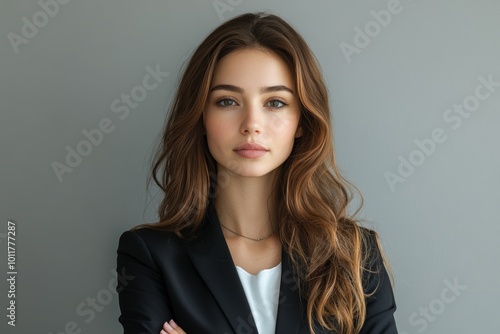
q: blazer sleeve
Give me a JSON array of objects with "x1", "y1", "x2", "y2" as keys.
[
  {"x1": 358, "y1": 230, "x2": 399, "y2": 334},
  {"x1": 116, "y1": 229, "x2": 172, "y2": 334}
]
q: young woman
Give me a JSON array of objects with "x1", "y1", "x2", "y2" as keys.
[{"x1": 116, "y1": 12, "x2": 398, "y2": 334}]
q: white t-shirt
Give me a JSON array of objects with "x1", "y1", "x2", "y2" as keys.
[{"x1": 235, "y1": 262, "x2": 282, "y2": 334}]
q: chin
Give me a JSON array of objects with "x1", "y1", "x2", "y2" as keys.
[{"x1": 233, "y1": 167, "x2": 279, "y2": 178}]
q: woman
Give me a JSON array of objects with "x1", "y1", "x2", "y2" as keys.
[{"x1": 116, "y1": 12, "x2": 398, "y2": 334}]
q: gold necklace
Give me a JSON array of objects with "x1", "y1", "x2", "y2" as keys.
[{"x1": 219, "y1": 223, "x2": 274, "y2": 241}]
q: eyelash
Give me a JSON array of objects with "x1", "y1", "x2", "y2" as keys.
[{"x1": 214, "y1": 96, "x2": 289, "y2": 109}]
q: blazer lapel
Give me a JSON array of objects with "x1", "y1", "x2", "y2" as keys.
[
  {"x1": 186, "y1": 203, "x2": 257, "y2": 333},
  {"x1": 274, "y1": 249, "x2": 303, "y2": 334}
]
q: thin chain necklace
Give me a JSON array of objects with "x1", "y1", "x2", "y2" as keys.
[{"x1": 219, "y1": 222, "x2": 274, "y2": 241}]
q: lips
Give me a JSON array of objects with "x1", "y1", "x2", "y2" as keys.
[
  {"x1": 233, "y1": 142, "x2": 269, "y2": 158},
  {"x1": 234, "y1": 142, "x2": 269, "y2": 151}
]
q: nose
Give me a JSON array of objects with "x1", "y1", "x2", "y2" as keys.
[{"x1": 240, "y1": 102, "x2": 263, "y2": 135}]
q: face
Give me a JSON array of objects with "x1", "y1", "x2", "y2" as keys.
[{"x1": 203, "y1": 48, "x2": 302, "y2": 179}]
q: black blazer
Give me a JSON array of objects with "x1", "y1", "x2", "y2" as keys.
[{"x1": 116, "y1": 203, "x2": 398, "y2": 333}]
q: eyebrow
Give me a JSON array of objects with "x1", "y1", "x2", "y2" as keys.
[{"x1": 209, "y1": 84, "x2": 294, "y2": 95}]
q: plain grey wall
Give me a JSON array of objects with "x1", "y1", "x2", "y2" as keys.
[{"x1": 1, "y1": 0, "x2": 499, "y2": 333}]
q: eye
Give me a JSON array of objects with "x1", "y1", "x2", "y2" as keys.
[
  {"x1": 266, "y1": 99, "x2": 288, "y2": 109},
  {"x1": 215, "y1": 97, "x2": 238, "y2": 108}
]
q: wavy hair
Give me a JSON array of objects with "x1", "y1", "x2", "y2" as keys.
[{"x1": 134, "y1": 12, "x2": 386, "y2": 334}]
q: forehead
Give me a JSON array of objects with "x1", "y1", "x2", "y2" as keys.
[{"x1": 211, "y1": 48, "x2": 294, "y2": 89}]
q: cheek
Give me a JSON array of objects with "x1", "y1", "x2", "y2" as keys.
[
  {"x1": 205, "y1": 117, "x2": 232, "y2": 146},
  {"x1": 267, "y1": 113, "x2": 300, "y2": 138}
]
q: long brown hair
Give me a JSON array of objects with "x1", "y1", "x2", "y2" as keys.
[{"x1": 134, "y1": 12, "x2": 386, "y2": 333}]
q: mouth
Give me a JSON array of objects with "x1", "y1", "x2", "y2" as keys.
[{"x1": 234, "y1": 142, "x2": 269, "y2": 158}]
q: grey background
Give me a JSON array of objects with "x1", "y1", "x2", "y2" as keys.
[{"x1": 1, "y1": 0, "x2": 499, "y2": 333}]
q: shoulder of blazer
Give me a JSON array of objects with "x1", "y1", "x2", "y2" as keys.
[
  {"x1": 117, "y1": 227, "x2": 196, "y2": 278},
  {"x1": 118, "y1": 204, "x2": 224, "y2": 269},
  {"x1": 122, "y1": 226, "x2": 183, "y2": 247},
  {"x1": 358, "y1": 227, "x2": 390, "y2": 291},
  {"x1": 357, "y1": 226, "x2": 398, "y2": 333}
]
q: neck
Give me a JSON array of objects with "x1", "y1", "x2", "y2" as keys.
[{"x1": 214, "y1": 168, "x2": 278, "y2": 240}]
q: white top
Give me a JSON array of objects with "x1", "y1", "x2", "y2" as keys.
[{"x1": 235, "y1": 262, "x2": 282, "y2": 334}]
